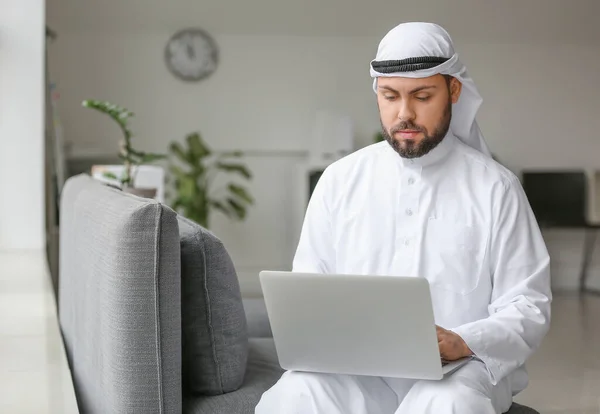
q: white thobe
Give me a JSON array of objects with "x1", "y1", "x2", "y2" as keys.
[{"x1": 256, "y1": 133, "x2": 552, "y2": 414}]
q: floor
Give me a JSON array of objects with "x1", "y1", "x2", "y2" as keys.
[
  {"x1": 0, "y1": 250, "x2": 78, "y2": 413},
  {"x1": 1, "y1": 250, "x2": 599, "y2": 413},
  {"x1": 514, "y1": 293, "x2": 600, "y2": 414}
]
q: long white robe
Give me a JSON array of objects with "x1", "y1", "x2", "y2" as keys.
[{"x1": 256, "y1": 134, "x2": 552, "y2": 414}]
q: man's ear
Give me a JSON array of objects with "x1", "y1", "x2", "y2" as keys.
[{"x1": 450, "y1": 77, "x2": 462, "y2": 104}]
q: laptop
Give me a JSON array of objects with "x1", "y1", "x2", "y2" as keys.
[{"x1": 259, "y1": 271, "x2": 472, "y2": 381}]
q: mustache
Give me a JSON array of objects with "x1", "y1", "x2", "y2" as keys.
[{"x1": 390, "y1": 121, "x2": 425, "y2": 134}]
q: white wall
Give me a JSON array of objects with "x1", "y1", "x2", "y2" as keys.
[
  {"x1": 0, "y1": 0, "x2": 45, "y2": 250},
  {"x1": 48, "y1": 34, "x2": 380, "y2": 156},
  {"x1": 48, "y1": 31, "x2": 600, "y2": 295},
  {"x1": 50, "y1": 35, "x2": 600, "y2": 170}
]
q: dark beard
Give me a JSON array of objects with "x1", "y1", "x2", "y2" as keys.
[{"x1": 381, "y1": 99, "x2": 452, "y2": 159}]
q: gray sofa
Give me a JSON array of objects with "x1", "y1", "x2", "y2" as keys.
[{"x1": 58, "y1": 174, "x2": 537, "y2": 413}]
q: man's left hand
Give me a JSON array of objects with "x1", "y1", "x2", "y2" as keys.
[{"x1": 436, "y1": 325, "x2": 473, "y2": 361}]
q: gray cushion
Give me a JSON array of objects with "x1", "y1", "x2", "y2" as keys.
[
  {"x1": 59, "y1": 174, "x2": 181, "y2": 413},
  {"x1": 505, "y1": 403, "x2": 539, "y2": 414},
  {"x1": 183, "y1": 338, "x2": 284, "y2": 414},
  {"x1": 243, "y1": 298, "x2": 273, "y2": 338},
  {"x1": 178, "y1": 216, "x2": 249, "y2": 395}
]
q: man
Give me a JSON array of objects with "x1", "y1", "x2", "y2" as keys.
[{"x1": 256, "y1": 22, "x2": 552, "y2": 414}]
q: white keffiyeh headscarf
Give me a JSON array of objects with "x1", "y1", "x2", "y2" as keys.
[{"x1": 370, "y1": 22, "x2": 491, "y2": 157}]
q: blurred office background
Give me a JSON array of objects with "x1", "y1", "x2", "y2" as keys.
[
  {"x1": 43, "y1": 0, "x2": 600, "y2": 295},
  {"x1": 1, "y1": 0, "x2": 599, "y2": 412}
]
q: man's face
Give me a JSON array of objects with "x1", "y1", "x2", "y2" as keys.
[{"x1": 377, "y1": 74, "x2": 462, "y2": 158}]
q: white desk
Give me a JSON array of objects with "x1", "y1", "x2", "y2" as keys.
[{"x1": 0, "y1": 250, "x2": 79, "y2": 413}]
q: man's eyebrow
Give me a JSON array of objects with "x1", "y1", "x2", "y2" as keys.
[
  {"x1": 378, "y1": 85, "x2": 399, "y2": 94},
  {"x1": 408, "y1": 85, "x2": 437, "y2": 94},
  {"x1": 377, "y1": 85, "x2": 438, "y2": 94}
]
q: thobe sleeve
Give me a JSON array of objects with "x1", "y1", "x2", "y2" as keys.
[
  {"x1": 292, "y1": 168, "x2": 336, "y2": 273},
  {"x1": 452, "y1": 175, "x2": 552, "y2": 385}
]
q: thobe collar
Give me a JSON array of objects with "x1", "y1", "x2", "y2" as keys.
[{"x1": 387, "y1": 132, "x2": 457, "y2": 171}]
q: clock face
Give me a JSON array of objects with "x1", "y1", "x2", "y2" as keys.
[{"x1": 165, "y1": 28, "x2": 219, "y2": 82}]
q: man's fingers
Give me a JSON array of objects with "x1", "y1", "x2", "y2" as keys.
[
  {"x1": 438, "y1": 343, "x2": 447, "y2": 359},
  {"x1": 437, "y1": 327, "x2": 447, "y2": 342}
]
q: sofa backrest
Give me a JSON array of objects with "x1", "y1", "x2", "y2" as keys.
[{"x1": 59, "y1": 174, "x2": 182, "y2": 413}]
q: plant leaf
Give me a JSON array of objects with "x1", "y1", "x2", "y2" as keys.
[
  {"x1": 170, "y1": 142, "x2": 190, "y2": 164},
  {"x1": 118, "y1": 153, "x2": 136, "y2": 163},
  {"x1": 226, "y1": 198, "x2": 246, "y2": 220},
  {"x1": 217, "y1": 162, "x2": 252, "y2": 179},
  {"x1": 128, "y1": 147, "x2": 144, "y2": 158},
  {"x1": 178, "y1": 177, "x2": 198, "y2": 200},
  {"x1": 169, "y1": 165, "x2": 188, "y2": 179},
  {"x1": 186, "y1": 132, "x2": 211, "y2": 159},
  {"x1": 210, "y1": 200, "x2": 233, "y2": 218},
  {"x1": 139, "y1": 152, "x2": 166, "y2": 163},
  {"x1": 82, "y1": 99, "x2": 134, "y2": 130},
  {"x1": 228, "y1": 183, "x2": 254, "y2": 204},
  {"x1": 102, "y1": 171, "x2": 119, "y2": 180}
]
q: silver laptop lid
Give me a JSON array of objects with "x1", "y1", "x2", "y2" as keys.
[{"x1": 259, "y1": 271, "x2": 445, "y2": 380}]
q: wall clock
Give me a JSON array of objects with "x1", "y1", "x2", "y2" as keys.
[{"x1": 164, "y1": 28, "x2": 219, "y2": 82}]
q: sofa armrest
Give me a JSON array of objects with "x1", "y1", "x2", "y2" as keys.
[
  {"x1": 59, "y1": 175, "x2": 182, "y2": 413},
  {"x1": 243, "y1": 298, "x2": 273, "y2": 338}
]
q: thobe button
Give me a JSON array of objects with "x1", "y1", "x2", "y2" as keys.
[
  {"x1": 404, "y1": 239, "x2": 410, "y2": 246},
  {"x1": 406, "y1": 209, "x2": 413, "y2": 216},
  {"x1": 408, "y1": 177, "x2": 415, "y2": 185}
]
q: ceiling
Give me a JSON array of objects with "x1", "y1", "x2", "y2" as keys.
[{"x1": 47, "y1": 0, "x2": 600, "y2": 44}]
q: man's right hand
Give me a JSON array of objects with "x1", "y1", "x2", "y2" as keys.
[{"x1": 436, "y1": 325, "x2": 473, "y2": 361}]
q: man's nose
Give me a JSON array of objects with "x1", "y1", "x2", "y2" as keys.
[{"x1": 397, "y1": 102, "x2": 416, "y2": 122}]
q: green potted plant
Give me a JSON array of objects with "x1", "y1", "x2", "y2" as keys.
[
  {"x1": 168, "y1": 132, "x2": 253, "y2": 228},
  {"x1": 82, "y1": 99, "x2": 166, "y2": 198}
]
